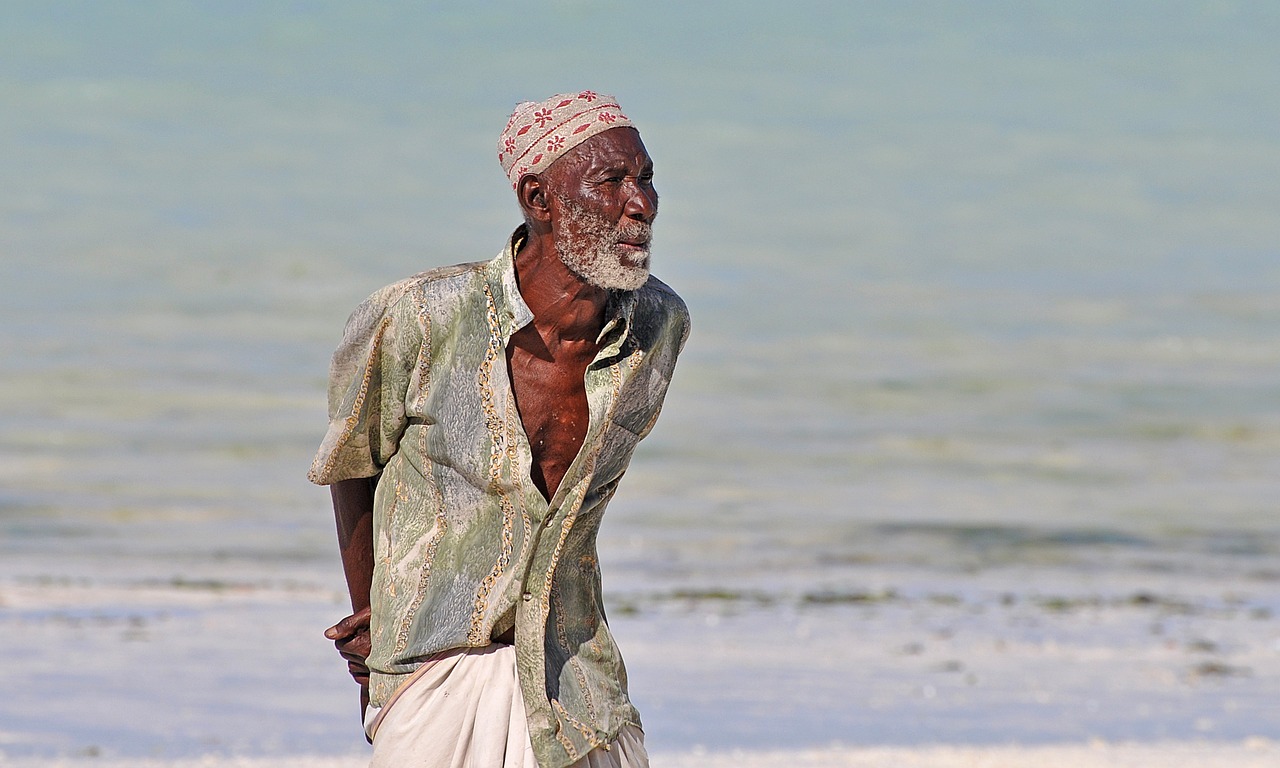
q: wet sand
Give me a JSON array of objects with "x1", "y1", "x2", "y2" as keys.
[
  {"x1": 5, "y1": 740, "x2": 1280, "y2": 768},
  {"x1": 2, "y1": 562, "x2": 1276, "y2": 763}
]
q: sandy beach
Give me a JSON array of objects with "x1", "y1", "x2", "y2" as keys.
[
  {"x1": 3, "y1": 564, "x2": 1276, "y2": 762},
  {"x1": 5, "y1": 740, "x2": 1280, "y2": 768}
]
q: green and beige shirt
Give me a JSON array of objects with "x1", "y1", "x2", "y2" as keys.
[{"x1": 309, "y1": 228, "x2": 689, "y2": 768}]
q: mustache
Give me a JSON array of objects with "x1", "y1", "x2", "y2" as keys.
[{"x1": 613, "y1": 220, "x2": 652, "y2": 246}]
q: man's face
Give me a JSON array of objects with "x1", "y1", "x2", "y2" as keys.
[{"x1": 544, "y1": 127, "x2": 658, "y2": 292}]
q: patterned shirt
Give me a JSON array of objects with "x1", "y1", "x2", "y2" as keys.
[{"x1": 309, "y1": 227, "x2": 689, "y2": 768}]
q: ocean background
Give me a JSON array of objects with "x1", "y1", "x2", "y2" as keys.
[{"x1": 2, "y1": 0, "x2": 1278, "y2": 761}]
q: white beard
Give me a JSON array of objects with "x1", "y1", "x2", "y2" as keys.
[{"x1": 553, "y1": 198, "x2": 652, "y2": 292}]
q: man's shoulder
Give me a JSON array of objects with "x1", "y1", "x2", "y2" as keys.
[
  {"x1": 629, "y1": 274, "x2": 690, "y2": 351},
  {"x1": 359, "y1": 260, "x2": 490, "y2": 311},
  {"x1": 634, "y1": 274, "x2": 689, "y2": 326},
  {"x1": 411, "y1": 260, "x2": 491, "y2": 286},
  {"x1": 386, "y1": 260, "x2": 490, "y2": 300},
  {"x1": 339, "y1": 260, "x2": 491, "y2": 341}
]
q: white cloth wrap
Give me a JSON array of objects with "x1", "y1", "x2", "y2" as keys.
[{"x1": 364, "y1": 644, "x2": 648, "y2": 768}]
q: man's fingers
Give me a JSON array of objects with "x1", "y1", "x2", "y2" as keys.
[
  {"x1": 334, "y1": 625, "x2": 371, "y2": 654},
  {"x1": 338, "y1": 645, "x2": 372, "y2": 665},
  {"x1": 337, "y1": 639, "x2": 371, "y2": 659},
  {"x1": 323, "y1": 616, "x2": 355, "y2": 640},
  {"x1": 323, "y1": 608, "x2": 372, "y2": 640},
  {"x1": 326, "y1": 607, "x2": 372, "y2": 689}
]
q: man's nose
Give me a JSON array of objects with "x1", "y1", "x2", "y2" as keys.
[{"x1": 623, "y1": 182, "x2": 657, "y2": 223}]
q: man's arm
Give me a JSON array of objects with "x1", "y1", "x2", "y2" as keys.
[
  {"x1": 323, "y1": 475, "x2": 377, "y2": 719},
  {"x1": 331, "y1": 475, "x2": 376, "y2": 611}
]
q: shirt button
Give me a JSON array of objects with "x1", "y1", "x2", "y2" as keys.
[{"x1": 522, "y1": 592, "x2": 532, "y2": 601}]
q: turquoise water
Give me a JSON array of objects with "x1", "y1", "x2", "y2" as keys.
[{"x1": 2, "y1": 1, "x2": 1279, "y2": 759}]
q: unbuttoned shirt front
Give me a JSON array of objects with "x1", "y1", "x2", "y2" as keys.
[{"x1": 309, "y1": 228, "x2": 689, "y2": 768}]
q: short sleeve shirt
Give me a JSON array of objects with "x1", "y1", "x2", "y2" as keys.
[{"x1": 309, "y1": 228, "x2": 689, "y2": 768}]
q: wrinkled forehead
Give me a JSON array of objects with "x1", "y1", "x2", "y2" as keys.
[{"x1": 546, "y1": 126, "x2": 651, "y2": 176}]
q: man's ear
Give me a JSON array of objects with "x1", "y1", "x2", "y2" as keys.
[{"x1": 517, "y1": 173, "x2": 553, "y2": 225}]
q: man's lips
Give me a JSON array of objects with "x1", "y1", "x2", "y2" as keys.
[
  {"x1": 616, "y1": 232, "x2": 650, "y2": 248},
  {"x1": 615, "y1": 222, "x2": 652, "y2": 250}
]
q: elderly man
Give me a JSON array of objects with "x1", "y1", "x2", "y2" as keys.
[{"x1": 310, "y1": 92, "x2": 689, "y2": 768}]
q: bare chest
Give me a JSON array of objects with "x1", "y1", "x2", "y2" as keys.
[{"x1": 506, "y1": 340, "x2": 597, "y2": 501}]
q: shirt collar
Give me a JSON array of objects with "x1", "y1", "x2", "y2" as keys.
[
  {"x1": 486, "y1": 227, "x2": 537, "y2": 341},
  {"x1": 487, "y1": 225, "x2": 639, "y2": 354}
]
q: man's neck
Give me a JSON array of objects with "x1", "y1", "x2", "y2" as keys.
[{"x1": 512, "y1": 232, "x2": 609, "y2": 343}]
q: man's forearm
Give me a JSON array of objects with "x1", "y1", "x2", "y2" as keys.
[
  {"x1": 328, "y1": 476, "x2": 376, "y2": 724},
  {"x1": 331, "y1": 476, "x2": 376, "y2": 612}
]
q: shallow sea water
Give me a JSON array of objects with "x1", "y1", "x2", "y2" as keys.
[{"x1": 2, "y1": 1, "x2": 1279, "y2": 760}]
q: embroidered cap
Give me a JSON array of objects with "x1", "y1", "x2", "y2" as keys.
[{"x1": 497, "y1": 91, "x2": 633, "y2": 188}]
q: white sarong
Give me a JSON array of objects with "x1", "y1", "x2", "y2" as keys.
[{"x1": 364, "y1": 644, "x2": 648, "y2": 768}]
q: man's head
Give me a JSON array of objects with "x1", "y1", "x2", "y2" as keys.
[{"x1": 499, "y1": 93, "x2": 657, "y2": 292}]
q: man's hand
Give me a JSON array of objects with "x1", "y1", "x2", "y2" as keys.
[{"x1": 325, "y1": 606, "x2": 372, "y2": 687}]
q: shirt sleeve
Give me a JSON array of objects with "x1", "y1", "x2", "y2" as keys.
[{"x1": 308, "y1": 281, "x2": 422, "y2": 485}]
